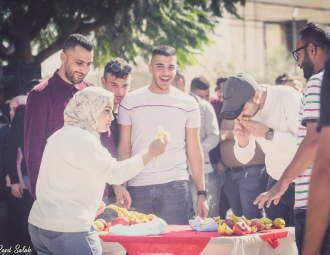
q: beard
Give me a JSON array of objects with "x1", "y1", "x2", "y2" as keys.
[
  {"x1": 64, "y1": 61, "x2": 86, "y2": 84},
  {"x1": 153, "y1": 77, "x2": 170, "y2": 91},
  {"x1": 301, "y1": 49, "x2": 315, "y2": 80}
]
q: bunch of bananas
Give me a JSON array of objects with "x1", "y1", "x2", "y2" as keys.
[{"x1": 107, "y1": 204, "x2": 156, "y2": 224}]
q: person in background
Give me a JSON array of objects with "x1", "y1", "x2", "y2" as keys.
[
  {"x1": 254, "y1": 22, "x2": 330, "y2": 255},
  {"x1": 275, "y1": 72, "x2": 291, "y2": 85},
  {"x1": 117, "y1": 45, "x2": 208, "y2": 223},
  {"x1": 189, "y1": 76, "x2": 219, "y2": 217},
  {"x1": 99, "y1": 57, "x2": 132, "y2": 219},
  {"x1": 303, "y1": 57, "x2": 330, "y2": 255},
  {"x1": 171, "y1": 69, "x2": 186, "y2": 92},
  {"x1": 24, "y1": 34, "x2": 96, "y2": 200},
  {"x1": 209, "y1": 77, "x2": 231, "y2": 218},
  {"x1": 282, "y1": 76, "x2": 304, "y2": 94},
  {"x1": 220, "y1": 72, "x2": 301, "y2": 226}
]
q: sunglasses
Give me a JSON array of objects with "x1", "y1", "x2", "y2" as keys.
[
  {"x1": 292, "y1": 43, "x2": 318, "y2": 61},
  {"x1": 109, "y1": 64, "x2": 132, "y2": 73}
]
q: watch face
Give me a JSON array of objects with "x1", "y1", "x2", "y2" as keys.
[{"x1": 266, "y1": 131, "x2": 273, "y2": 140}]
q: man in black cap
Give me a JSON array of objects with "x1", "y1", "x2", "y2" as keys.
[{"x1": 220, "y1": 72, "x2": 301, "y2": 226}]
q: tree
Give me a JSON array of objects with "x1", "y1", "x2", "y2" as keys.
[{"x1": 0, "y1": 0, "x2": 245, "y2": 67}]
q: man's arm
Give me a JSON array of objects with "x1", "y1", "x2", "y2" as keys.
[
  {"x1": 24, "y1": 91, "x2": 49, "y2": 200},
  {"x1": 186, "y1": 127, "x2": 208, "y2": 218},
  {"x1": 302, "y1": 126, "x2": 330, "y2": 255},
  {"x1": 200, "y1": 104, "x2": 219, "y2": 155},
  {"x1": 254, "y1": 122, "x2": 319, "y2": 208},
  {"x1": 113, "y1": 124, "x2": 132, "y2": 208}
]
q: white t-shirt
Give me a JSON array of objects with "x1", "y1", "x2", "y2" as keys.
[
  {"x1": 295, "y1": 71, "x2": 323, "y2": 209},
  {"x1": 118, "y1": 86, "x2": 200, "y2": 186},
  {"x1": 234, "y1": 85, "x2": 302, "y2": 180},
  {"x1": 28, "y1": 125, "x2": 144, "y2": 232}
]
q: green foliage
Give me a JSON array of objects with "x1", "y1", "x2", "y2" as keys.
[{"x1": 0, "y1": 0, "x2": 245, "y2": 67}]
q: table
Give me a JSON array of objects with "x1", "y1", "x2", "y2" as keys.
[{"x1": 99, "y1": 225, "x2": 298, "y2": 255}]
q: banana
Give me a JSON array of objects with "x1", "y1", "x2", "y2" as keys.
[
  {"x1": 115, "y1": 207, "x2": 134, "y2": 220},
  {"x1": 146, "y1": 214, "x2": 157, "y2": 221},
  {"x1": 154, "y1": 126, "x2": 172, "y2": 167},
  {"x1": 223, "y1": 222, "x2": 233, "y2": 236},
  {"x1": 242, "y1": 216, "x2": 251, "y2": 226},
  {"x1": 229, "y1": 213, "x2": 243, "y2": 223},
  {"x1": 107, "y1": 205, "x2": 125, "y2": 218},
  {"x1": 130, "y1": 211, "x2": 147, "y2": 220},
  {"x1": 213, "y1": 217, "x2": 223, "y2": 225},
  {"x1": 218, "y1": 223, "x2": 226, "y2": 235},
  {"x1": 251, "y1": 226, "x2": 257, "y2": 233}
]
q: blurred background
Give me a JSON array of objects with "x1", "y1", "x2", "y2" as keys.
[{"x1": 0, "y1": 0, "x2": 329, "y2": 99}]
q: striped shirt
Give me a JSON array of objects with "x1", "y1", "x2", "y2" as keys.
[{"x1": 295, "y1": 71, "x2": 323, "y2": 209}]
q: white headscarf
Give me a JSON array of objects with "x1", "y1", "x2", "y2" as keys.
[{"x1": 64, "y1": 87, "x2": 114, "y2": 139}]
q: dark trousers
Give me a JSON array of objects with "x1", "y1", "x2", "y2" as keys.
[
  {"x1": 266, "y1": 177, "x2": 295, "y2": 226},
  {"x1": 5, "y1": 187, "x2": 36, "y2": 254},
  {"x1": 295, "y1": 209, "x2": 330, "y2": 255},
  {"x1": 0, "y1": 200, "x2": 8, "y2": 247}
]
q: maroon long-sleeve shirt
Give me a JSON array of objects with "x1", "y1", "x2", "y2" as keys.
[{"x1": 24, "y1": 70, "x2": 95, "y2": 199}]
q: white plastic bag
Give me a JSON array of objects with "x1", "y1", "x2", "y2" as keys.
[{"x1": 189, "y1": 216, "x2": 218, "y2": 232}]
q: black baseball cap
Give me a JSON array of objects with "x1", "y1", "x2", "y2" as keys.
[{"x1": 219, "y1": 72, "x2": 258, "y2": 120}]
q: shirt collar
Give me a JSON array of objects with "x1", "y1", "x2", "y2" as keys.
[{"x1": 53, "y1": 69, "x2": 74, "y2": 89}]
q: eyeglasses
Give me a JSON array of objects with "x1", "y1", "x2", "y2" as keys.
[
  {"x1": 292, "y1": 43, "x2": 318, "y2": 61},
  {"x1": 109, "y1": 64, "x2": 132, "y2": 73}
]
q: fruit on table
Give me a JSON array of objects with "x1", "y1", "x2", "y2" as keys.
[
  {"x1": 223, "y1": 219, "x2": 234, "y2": 229},
  {"x1": 250, "y1": 220, "x2": 263, "y2": 231},
  {"x1": 233, "y1": 222, "x2": 249, "y2": 236},
  {"x1": 107, "y1": 205, "x2": 134, "y2": 220},
  {"x1": 111, "y1": 217, "x2": 130, "y2": 227},
  {"x1": 129, "y1": 218, "x2": 141, "y2": 225},
  {"x1": 250, "y1": 226, "x2": 257, "y2": 234},
  {"x1": 229, "y1": 213, "x2": 243, "y2": 223},
  {"x1": 224, "y1": 223, "x2": 234, "y2": 236},
  {"x1": 97, "y1": 219, "x2": 107, "y2": 230},
  {"x1": 273, "y1": 218, "x2": 285, "y2": 229},
  {"x1": 262, "y1": 223, "x2": 273, "y2": 230},
  {"x1": 94, "y1": 220, "x2": 104, "y2": 232},
  {"x1": 242, "y1": 216, "x2": 251, "y2": 226},
  {"x1": 260, "y1": 217, "x2": 272, "y2": 224}
]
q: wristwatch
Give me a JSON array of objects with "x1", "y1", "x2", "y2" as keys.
[
  {"x1": 197, "y1": 190, "x2": 208, "y2": 198},
  {"x1": 265, "y1": 128, "x2": 274, "y2": 140}
]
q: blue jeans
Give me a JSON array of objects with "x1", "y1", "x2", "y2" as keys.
[
  {"x1": 127, "y1": 180, "x2": 193, "y2": 225},
  {"x1": 223, "y1": 164, "x2": 267, "y2": 219},
  {"x1": 28, "y1": 223, "x2": 102, "y2": 255},
  {"x1": 295, "y1": 209, "x2": 330, "y2": 255},
  {"x1": 266, "y1": 177, "x2": 295, "y2": 226}
]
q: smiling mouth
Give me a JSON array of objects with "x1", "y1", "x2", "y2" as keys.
[{"x1": 160, "y1": 77, "x2": 170, "y2": 82}]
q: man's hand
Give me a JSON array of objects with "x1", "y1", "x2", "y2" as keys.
[
  {"x1": 253, "y1": 181, "x2": 289, "y2": 209},
  {"x1": 241, "y1": 119, "x2": 269, "y2": 138},
  {"x1": 11, "y1": 183, "x2": 23, "y2": 199},
  {"x1": 233, "y1": 119, "x2": 250, "y2": 147},
  {"x1": 95, "y1": 201, "x2": 106, "y2": 217},
  {"x1": 196, "y1": 195, "x2": 209, "y2": 218},
  {"x1": 113, "y1": 185, "x2": 132, "y2": 209},
  {"x1": 217, "y1": 160, "x2": 225, "y2": 176}
]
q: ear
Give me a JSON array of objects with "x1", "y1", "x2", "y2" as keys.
[
  {"x1": 60, "y1": 52, "x2": 67, "y2": 64},
  {"x1": 178, "y1": 78, "x2": 184, "y2": 88},
  {"x1": 254, "y1": 92, "x2": 260, "y2": 100},
  {"x1": 309, "y1": 44, "x2": 317, "y2": 58},
  {"x1": 101, "y1": 77, "x2": 105, "y2": 88},
  {"x1": 148, "y1": 63, "x2": 152, "y2": 74}
]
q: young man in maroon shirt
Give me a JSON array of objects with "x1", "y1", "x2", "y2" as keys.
[{"x1": 24, "y1": 34, "x2": 95, "y2": 199}]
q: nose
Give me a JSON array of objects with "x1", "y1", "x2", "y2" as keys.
[{"x1": 118, "y1": 86, "x2": 124, "y2": 96}]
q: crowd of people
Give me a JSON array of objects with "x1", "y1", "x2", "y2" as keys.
[{"x1": 0, "y1": 21, "x2": 329, "y2": 255}]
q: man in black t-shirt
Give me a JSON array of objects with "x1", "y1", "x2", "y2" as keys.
[{"x1": 303, "y1": 57, "x2": 330, "y2": 255}]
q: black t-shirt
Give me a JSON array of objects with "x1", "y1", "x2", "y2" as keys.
[{"x1": 318, "y1": 57, "x2": 330, "y2": 132}]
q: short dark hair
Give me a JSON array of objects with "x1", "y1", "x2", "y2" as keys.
[
  {"x1": 63, "y1": 34, "x2": 93, "y2": 53},
  {"x1": 103, "y1": 58, "x2": 132, "y2": 79},
  {"x1": 275, "y1": 72, "x2": 291, "y2": 85},
  {"x1": 299, "y1": 23, "x2": 330, "y2": 54},
  {"x1": 172, "y1": 70, "x2": 185, "y2": 87},
  {"x1": 215, "y1": 77, "x2": 228, "y2": 91},
  {"x1": 26, "y1": 79, "x2": 41, "y2": 94},
  {"x1": 190, "y1": 76, "x2": 210, "y2": 91},
  {"x1": 152, "y1": 45, "x2": 176, "y2": 58}
]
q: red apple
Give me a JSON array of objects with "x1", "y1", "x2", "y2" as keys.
[
  {"x1": 224, "y1": 219, "x2": 234, "y2": 229},
  {"x1": 97, "y1": 219, "x2": 107, "y2": 230},
  {"x1": 250, "y1": 220, "x2": 263, "y2": 231},
  {"x1": 110, "y1": 217, "x2": 129, "y2": 226},
  {"x1": 129, "y1": 218, "x2": 141, "y2": 225},
  {"x1": 233, "y1": 222, "x2": 248, "y2": 236}
]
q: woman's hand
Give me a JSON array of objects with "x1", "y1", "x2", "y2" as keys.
[
  {"x1": 11, "y1": 183, "x2": 23, "y2": 198},
  {"x1": 148, "y1": 136, "x2": 168, "y2": 157}
]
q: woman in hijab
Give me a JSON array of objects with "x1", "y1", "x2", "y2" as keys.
[{"x1": 28, "y1": 87, "x2": 167, "y2": 255}]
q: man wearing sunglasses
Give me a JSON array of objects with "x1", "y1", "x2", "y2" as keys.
[
  {"x1": 254, "y1": 23, "x2": 330, "y2": 255},
  {"x1": 100, "y1": 58, "x2": 133, "y2": 210}
]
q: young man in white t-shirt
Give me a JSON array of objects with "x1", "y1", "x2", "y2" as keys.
[
  {"x1": 117, "y1": 45, "x2": 208, "y2": 224},
  {"x1": 219, "y1": 72, "x2": 301, "y2": 227}
]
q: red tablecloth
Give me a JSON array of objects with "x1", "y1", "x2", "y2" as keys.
[{"x1": 99, "y1": 225, "x2": 289, "y2": 255}]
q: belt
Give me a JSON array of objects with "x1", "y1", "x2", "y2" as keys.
[{"x1": 225, "y1": 164, "x2": 265, "y2": 173}]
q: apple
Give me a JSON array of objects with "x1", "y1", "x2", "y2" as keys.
[
  {"x1": 129, "y1": 218, "x2": 141, "y2": 225},
  {"x1": 97, "y1": 219, "x2": 107, "y2": 230},
  {"x1": 233, "y1": 222, "x2": 248, "y2": 236},
  {"x1": 250, "y1": 220, "x2": 263, "y2": 231},
  {"x1": 223, "y1": 219, "x2": 234, "y2": 229},
  {"x1": 110, "y1": 217, "x2": 130, "y2": 226}
]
